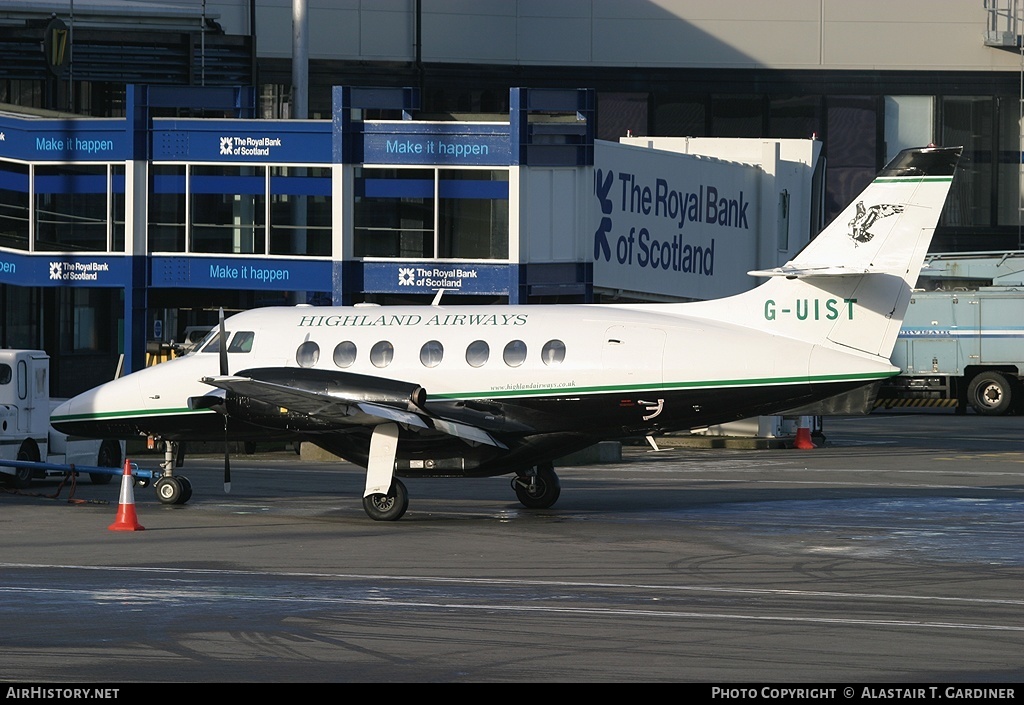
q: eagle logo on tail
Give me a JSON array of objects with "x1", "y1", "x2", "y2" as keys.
[{"x1": 848, "y1": 202, "x2": 905, "y2": 245}]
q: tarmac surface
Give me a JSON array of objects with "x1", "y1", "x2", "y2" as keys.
[{"x1": 1, "y1": 411, "x2": 1022, "y2": 684}]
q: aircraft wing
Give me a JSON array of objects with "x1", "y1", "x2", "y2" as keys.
[{"x1": 200, "y1": 372, "x2": 507, "y2": 449}]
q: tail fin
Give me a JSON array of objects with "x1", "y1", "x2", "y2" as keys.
[{"x1": 685, "y1": 146, "x2": 962, "y2": 359}]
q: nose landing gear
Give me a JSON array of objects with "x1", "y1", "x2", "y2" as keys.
[{"x1": 153, "y1": 440, "x2": 192, "y2": 505}]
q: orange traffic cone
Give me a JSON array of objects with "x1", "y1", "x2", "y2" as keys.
[
  {"x1": 108, "y1": 458, "x2": 145, "y2": 532},
  {"x1": 793, "y1": 415, "x2": 816, "y2": 450}
]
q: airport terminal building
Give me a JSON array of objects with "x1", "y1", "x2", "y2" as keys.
[{"x1": 0, "y1": 1, "x2": 1022, "y2": 396}]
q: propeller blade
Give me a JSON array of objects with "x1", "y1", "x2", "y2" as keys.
[
  {"x1": 219, "y1": 308, "x2": 230, "y2": 492},
  {"x1": 218, "y1": 308, "x2": 228, "y2": 377},
  {"x1": 223, "y1": 421, "x2": 232, "y2": 493}
]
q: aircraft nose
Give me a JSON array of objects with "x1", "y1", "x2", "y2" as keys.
[{"x1": 50, "y1": 395, "x2": 81, "y2": 434}]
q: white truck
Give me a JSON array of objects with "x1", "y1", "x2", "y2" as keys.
[
  {"x1": 880, "y1": 288, "x2": 1024, "y2": 415},
  {"x1": 0, "y1": 349, "x2": 123, "y2": 488}
]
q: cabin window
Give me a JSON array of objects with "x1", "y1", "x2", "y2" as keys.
[
  {"x1": 296, "y1": 341, "x2": 320, "y2": 368},
  {"x1": 228, "y1": 331, "x2": 255, "y2": 353},
  {"x1": 0, "y1": 364, "x2": 10, "y2": 385},
  {"x1": 419, "y1": 340, "x2": 444, "y2": 368},
  {"x1": 466, "y1": 340, "x2": 489, "y2": 368},
  {"x1": 370, "y1": 341, "x2": 394, "y2": 368},
  {"x1": 333, "y1": 341, "x2": 357, "y2": 368},
  {"x1": 541, "y1": 340, "x2": 566, "y2": 366},
  {"x1": 503, "y1": 340, "x2": 527, "y2": 367}
]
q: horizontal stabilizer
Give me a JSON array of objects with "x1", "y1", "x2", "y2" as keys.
[{"x1": 747, "y1": 265, "x2": 873, "y2": 279}]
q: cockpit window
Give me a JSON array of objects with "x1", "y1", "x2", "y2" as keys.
[
  {"x1": 200, "y1": 331, "x2": 226, "y2": 353},
  {"x1": 201, "y1": 331, "x2": 255, "y2": 354},
  {"x1": 0, "y1": 363, "x2": 10, "y2": 385},
  {"x1": 228, "y1": 331, "x2": 255, "y2": 353}
]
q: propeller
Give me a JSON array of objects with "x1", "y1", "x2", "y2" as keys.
[{"x1": 219, "y1": 308, "x2": 231, "y2": 493}]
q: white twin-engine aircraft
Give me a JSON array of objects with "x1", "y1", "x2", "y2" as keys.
[{"x1": 51, "y1": 146, "x2": 961, "y2": 520}]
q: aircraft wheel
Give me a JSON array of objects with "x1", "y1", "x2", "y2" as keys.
[
  {"x1": 154, "y1": 476, "x2": 183, "y2": 505},
  {"x1": 513, "y1": 463, "x2": 561, "y2": 509},
  {"x1": 90, "y1": 440, "x2": 121, "y2": 485},
  {"x1": 362, "y1": 479, "x2": 409, "y2": 521},
  {"x1": 177, "y1": 476, "x2": 193, "y2": 504}
]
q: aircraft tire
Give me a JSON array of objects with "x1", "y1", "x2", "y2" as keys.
[
  {"x1": 177, "y1": 476, "x2": 193, "y2": 504},
  {"x1": 513, "y1": 463, "x2": 561, "y2": 509},
  {"x1": 154, "y1": 476, "x2": 183, "y2": 505},
  {"x1": 362, "y1": 479, "x2": 409, "y2": 521}
]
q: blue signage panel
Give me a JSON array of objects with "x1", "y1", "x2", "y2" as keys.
[
  {"x1": 0, "y1": 251, "x2": 130, "y2": 287},
  {"x1": 0, "y1": 115, "x2": 128, "y2": 162},
  {"x1": 362, "y1": 261, "x2": 512, "y2": 295},
  {"x1": 152, "y1": 119, "x2": 333, "y2": 163},
  {"x1": 150, "y1": 255, "x2": 333, "y2": 291},
  {"x1": 361, "y1": 122, "x2": 511, "y2": 166}
]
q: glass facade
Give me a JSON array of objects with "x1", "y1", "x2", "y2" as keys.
[
  {"x1": 354, "y1": 167, "x2": 509, "y2": 260},
  {"x1": 593, "y1": 85, "x2": 1023, "y2": 241},
  {"x1": 148, "y1": 163, "x2": 332, "y2": 256},
  {"x1": 0, "y1": 161, "x2": 124, "y2": 252},
  {"x1": 0, "y1": 161, "x2": 29, "y2": 250}
]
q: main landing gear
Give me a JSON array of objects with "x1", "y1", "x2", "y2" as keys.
[
  {"x1": 362, "y1": 478, "x2": 409, "y2": 521},
  {"x1": 512, "y1": 462, "x2": 561, "y2": 509},
  {"x1": 153, "y1": 440, "x2": 192, "y2": 505}
]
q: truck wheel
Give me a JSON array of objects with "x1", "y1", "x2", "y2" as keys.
[
  {"x1": 967, "y1": 372, "x2": 1014, "y2": 415},
  {"x1": 90, "y1": 440, "x2": 121, "y2": 485},
  {"x1": 11, "y1": 442, "x2": 39, "y2": 489}
]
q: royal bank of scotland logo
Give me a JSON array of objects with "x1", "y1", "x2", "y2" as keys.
[
  {"x1": 397, "y1": 267, "x2": 416, "y2": 286},
  {"x1": 49, "y1": 262, "x2": 63, "y2": 280},
  {"x1": 220, "y1": 137, "x2": 234, "y2": 156}
]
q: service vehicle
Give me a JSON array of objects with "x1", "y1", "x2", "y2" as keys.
[
  {"x1": 880, "y1": 288, "x2": 1024, "y2": 415},
  {"x1": 0, "y1": 349, "x2": 123, "y2": 487}
]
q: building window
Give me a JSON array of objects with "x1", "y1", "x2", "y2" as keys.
[
  {"x1": 0, "y1": 161, "x2": 29, "y2": 250},
  {"x1": 191, "y1": 165, "x2": 266, "y2": 254},
  {"x1": 438, "y1": 170, "x2": 509, "y2": 259},
  {"x1": 354, "y1": 167, "x2": 509, "y2": 259},
  {"x1": 598, "y1": 92, "x2": 649, "y2": 140},
  {"x1": 269, "y1": 166, "x2": 332, "y2": 256},
  {"x1": 34, "y1": 164, "x2": 110, "y2": 252},
  {"x1": 354, "y1": 167, "x2": 433, "y2": 258},
  {"x1": 884, "y1": 96, "x2": 934, "y2": 163},
  {"x1": 712, "y1": 95, "x2": 765, "y2": 138},
  {"x1": 111, "y1": 164, "x2": 126, "y2": 251},
  {"x1": 149, "y1": 164, "x2": 186, "y2": 252},
  {"x1": 942, "y1": 96, "x2": 993, "y2": 228}
]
